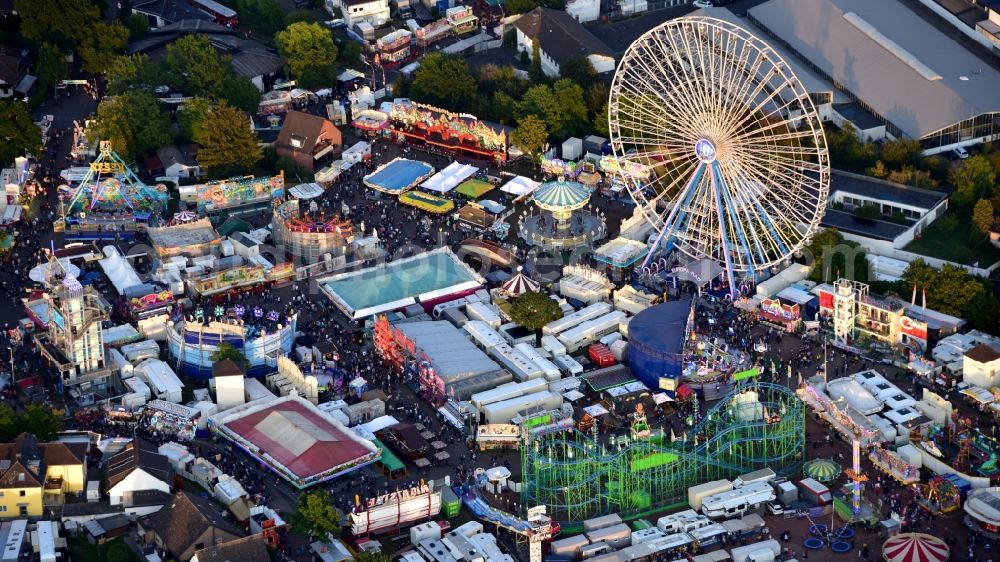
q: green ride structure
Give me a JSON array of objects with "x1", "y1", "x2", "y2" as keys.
[{"x1": 520, "y1": 382, "x2": 804, "y2": 527}]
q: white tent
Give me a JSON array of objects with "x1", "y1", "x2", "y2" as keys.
[
  {"x1": 500, "y1": 175, "x2": 540, "y2": 196},
  {"x1": 29, "y1": 258, "x2": 80, "y2": 284},
  {"x1": 99, "y1": 246, "x2": 143, "y2": 295},
  {"x1": 421, "y1": 161, "x2": 478, "y2": 193}
]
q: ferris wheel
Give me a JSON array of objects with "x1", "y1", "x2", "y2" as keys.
[{"x1": 608, "y1": 16, "x2": 829, "y2": 295}]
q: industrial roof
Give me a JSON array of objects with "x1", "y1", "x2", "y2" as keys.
[
  {"x1": 394, "y1": 321, "x2": 501, "y2": 384},
  {"x1": 692, "y1": 6, "x2": 849, "y2": 104},
  {"x1": 749, "y1": 0, "x2": 1000, "y2": 138},
  {"x1": 830, "y1": 170, "x2": 947, "y2": 210}
]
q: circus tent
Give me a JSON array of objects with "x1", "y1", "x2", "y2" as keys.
[
  {"x1": 882, "y1": 533, "x2": 949, "y2": 562},
  {"x1": 501, "y1": 266, "x2": 540, "y2": 296}
]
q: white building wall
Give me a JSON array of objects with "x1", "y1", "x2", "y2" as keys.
[
  {"x1": 516, "y1": 30, "x2": 560, "y2": 77},
  {"x1": 108, "y1": 469, "x2": 170, "y2": 507},
  {"x1": 963, "y1": 356, "x2": 1000, "y2": 389},
  {"x1": 332, "y1": 0, "x2": 391, "y2": 27}
]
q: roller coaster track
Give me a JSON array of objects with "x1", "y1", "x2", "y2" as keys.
[{"x1": 519, "y1": 382, "x2": 804, "y2": 525}]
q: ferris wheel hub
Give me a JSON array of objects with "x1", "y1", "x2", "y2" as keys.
[{"x1": 694, "y1": 138, "x2": 717, "y2": 164}]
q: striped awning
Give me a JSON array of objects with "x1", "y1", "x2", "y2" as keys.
[
  {"x1": 883, "y1": 534, "x2": 949, "y2": 562},
  {"x1": 803, "y1": 458, "x2": 841, "y2": 482},
  {"x1": 501, "y1": 267, "x2": 540, "y2": 296},
  {"x1": 532, "y1": 180, "x2": 591, "y2": 210}
]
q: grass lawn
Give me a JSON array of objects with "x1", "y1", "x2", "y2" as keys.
[
  {"x1": 67, "y1": 537, "x2": 141, "y2": 562},
  {"x1": 903, "y1": 211, "x2": 1000, "y2": 268}
]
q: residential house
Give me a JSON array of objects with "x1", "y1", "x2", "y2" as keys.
[
  {"x1": 132, "y1": 0, "x2": 213, "y2": 28},
  {"x1": 127, "y1": 20, "x2": 284, "y2": 91},
  {"x1": 106, "y1": 441, "x2": 173, "y2": 516},
  {"x1": 141, "y1": 491, "x2": 244, "y2": 561},
  {"x1": 83, "y1": 514, "x2": 131, "y2": 545},
  {"x1": 329, "y1": 0, "x2": 391, "y2": 28},
  {"x1": 156, "y1": 145, "x2": 201, "y2": 179},
  {"x1": 0, "y1": 434, "x2": 87, "y2": 518},
  {"x1": 192, "y1": 535, "x2": 271, "y2": 562},
  {"x1": 0, "y1": 48, "x2": 32, "y2": 100},
  {"x1": 275, "y1": 111, "x2": 343, "y2": 173},
  {"x1": 512, "y1": 7, "x2": 615, "y2": 78}
]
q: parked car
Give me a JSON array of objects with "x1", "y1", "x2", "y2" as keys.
[{"x1": 953, "y1": 146, "x2": 970, "y2": 159}]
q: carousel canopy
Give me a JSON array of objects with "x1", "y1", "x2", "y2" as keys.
[
  {"x1": 501, "y1": 267, "x2": 540, "y2": 296},
  {"x1": 883, "y1": 534, "x2": 948, "y2": 562},
  {"x1": 803, "y1": 458, "x2": 841, "y2": 482},
  {"x1": 532, "y1": 180, "x2": 591, "y2": 211}
]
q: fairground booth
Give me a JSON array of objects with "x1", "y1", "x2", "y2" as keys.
[
  {"x1": 194, "y1": 172, "x2": 285, "y2": 223},
  {"x1": 272, "y1": 199, "x2": 354, "y2": 263},
  {"x1": 814, "y1": 279, "x2": 964, "y2": 351},
  {"x1": 757, "y1": 286, "x2": 817, "y2": 332},
  {"x1": 389, "y1": 99, "x2": 508, "y2": 163}
]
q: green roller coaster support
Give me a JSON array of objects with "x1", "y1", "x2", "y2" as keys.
[{"x1": 520, "y1": 382, "x2": 805, "y2": 530}]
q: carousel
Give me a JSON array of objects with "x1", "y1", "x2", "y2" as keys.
[
  {"x1": 272, "y1": 199, "x2": 354, "y2": 263},
  {"x1": 518, "y1": 180, "x2": 606, "y2": 249},
  {"x1": 500, "y1": 267, "x2": 540, "y2": 296}
]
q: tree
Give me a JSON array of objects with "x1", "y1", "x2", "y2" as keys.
[
  {"x1": 235, "y1": 0, "x2": 284, "y2": 36},
  {"x1": 177, "y1": 97, "x2": 212, "y2": 143},
  {"x1": 529, "y1": 40, "x2": 544, "y2": 83},
  {"x1": 195, "y1": 103, "x2": 262, "y2": 177},
  {"x1": 886, "y1": 166, "x2": 938, "y2": 190},
  {"x1": 951, "y1": 155, "x2": 996, "y2": 205},
  {"x1": 106, "y1": 542, "x2": 130, "y2": 562},
  {"x1": 0, "y1": 405, "x2": 19, "y2": 443},
  {"x1": 879, "y1": 139, "x2": 922, "y2": 169},
  {"x1": 276, "y1": 22, "x2": 338, "y2": 79},
  {"x1": 221, "y1": 76, "x2": 262, "y2": 113},
  {"x1": 15, "y1": 0, "x2": 99, "y2": 51},
  {"x1": 165, "y1": 35, "x2": 230, "y2": 97},
  {"x1": 409, "y1": 53, "x2": 477, "y2": 111},
  {"x1": 509, "y1": 292, "x2": 563, "y2": 346},
  {"x1": 79, "y1": 22, "x2": 130, "y2": 75},
  {"x1": 106, "y1": 53, "x2": 156, "y2": 94},
  {"x1": 355, "y1": 552, "x2": 392, "y2": 562},
  {"x1": 89, "y1": 91, "x2": 172, "y2": 160},
  {"x1": 291, "y1": 490, "x2": 342, "y2": 539},
  {"x1": 552, "y1": 79, "x2": 589, "y2": 137},
  {"x1": 561, "y1": 55, "x2": 596, "y2": 87},
  {"x1": 36, "y1": 43, "x2": 69, "y2": 95},
  {"x1": 902, "y1": 259, "x2": 987, "y2": 319},
  {"x1": 973, "y1": 198, "x2": 994, "y2": 236},
  {"x1": 512, "y1": 115, "x2": 548, "y2": 158},
  {"x1": 126, "y1": 13, "x2": 151, "y2": 41},
  {"x1": 802, "y1": 228, "x2": 868, "y2": 283},
  {"x1": 517, "y1": 85, "x2": 562, "y2": 133},
  {"x1": 0, "y1": 101, "x2": 43, "y2": 162},
  {"x1": 866, "y1": 160, "x2": 888, "y2": 178},
  {"x1": 22, "y1": 404, "x2": 62, "y2": 442},
  {"x1": 297, "y1": 64, "x2": 339, "y2": 90},
  {"x1": 210, "y1": 342, "x2": 249, "y2": 368},
  {"x1": 338, "y1": 39, "x2": 362, "y2": 64}
]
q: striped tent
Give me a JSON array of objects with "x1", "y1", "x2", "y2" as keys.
[
  {"x1": 803, "y1": 458, "x2": 841, "y2": 482},
  {"x1": 532, "y1": 180, "x2": 591, "y2": 212},
  {"x1": 883, "y1": 534, "x2": 949, "y2": 562},
  {"x1": 501, "y1": 266, "x2": 540, "y2": 296}
]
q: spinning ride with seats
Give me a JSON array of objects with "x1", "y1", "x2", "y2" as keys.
[{"x1": 60, "y1": 141, "x2": 169, "y2": 229}]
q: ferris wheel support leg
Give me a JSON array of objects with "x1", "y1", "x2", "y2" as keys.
[
  {"x1": 641, "y1": 162, "x2": 705, "y2": 269},
  {"x1": 713, "y1": 162, "x2": 756, "y2": 279},
  {"x1": 709, "y1": 164, "x2": 738, "y2": 299},
  {"x1": 753, "y1": 200, "x2": 790, "y2": 257}
]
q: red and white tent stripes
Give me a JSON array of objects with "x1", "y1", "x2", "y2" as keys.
[{"x1": 882, "y1": 533, "x2": 949, "y2": 562}]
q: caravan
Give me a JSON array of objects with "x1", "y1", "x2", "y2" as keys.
[{"x1": 701, "y1": 482, "x2": 776, "y2": 519}]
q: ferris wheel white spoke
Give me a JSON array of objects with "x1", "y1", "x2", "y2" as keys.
[{"x1": 610, "y1": 16, "x2": 829, "y2": 293}]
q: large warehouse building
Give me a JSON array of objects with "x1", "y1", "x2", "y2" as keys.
[{"x1": 748, "y1": 0, "x2": 1000, "y2": 153}]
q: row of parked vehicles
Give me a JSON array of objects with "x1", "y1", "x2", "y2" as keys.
[{"x1": 690, "y1": 468, "x2": 833, "y2": 520}]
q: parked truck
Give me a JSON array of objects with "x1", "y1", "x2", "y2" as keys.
[
  {"x1": 701, "y1": 482, "x2": 776, "y2": 519},
  {"x1": 688, "y1": 480, "x2": 734, "y2": 511},
  {"x1": 797, "y1": 478, "x2": 832, "y2": 506},
  {"x1": 730, "y1": 540, "x2": 781, "y2": 562},
  {"x1": 733, "y1": 467, "x2": 777, "y2": 488}
]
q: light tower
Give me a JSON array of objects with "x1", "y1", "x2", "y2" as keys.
[{"x1": 833, "y1": 279, "x2": 864, "y2": 343}]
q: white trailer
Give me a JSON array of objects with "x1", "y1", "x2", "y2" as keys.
[
  {"x1": 515, "y1": 343, "x2": 562, "y2": 381},
  {"x1": 656, "y1": 509, "x2": 712, "y2": 534},
  {"x1": 543, "y1": 302, "x2": 612, "y2": 335},
  {"x1": 733, "y1": 467, "x2": 777, "y2": 488},
  {"x1": 470, "y1": 379, "x2": 548, "y2": 412},
  {"x1": 701, "y1": 482, "x2": 776, "y2": 519},
  {"x1": 689, "y1": 480, "x2": 734, "y2": 511},
  {"x1": 552, "y1": 354, "x2": 583, "y2": 376},
  {"x1": 491, "y1": 343, "x2": 543, "y2": 381},
  {"x1": 120, "y1": 339, "x2": 160, "y2": 363},
  {"x1": 483, "y1": 390, "x2": 562, "y2": 424},
  {"x1": 463, "y1": 320, "x2": 506, "y2": 351},
  {"x1": 540, "y1": 334, "x2": 567, "y2": 356},
  {"x1": 557, "y1": 311, "x2": 628, "y2": 353},
  {"x1": 730, "y1": 540, "x2": 781, "y2": 562},
  {"x1": 466, "y1": 301, "x2": 502, "y2": 328}
]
